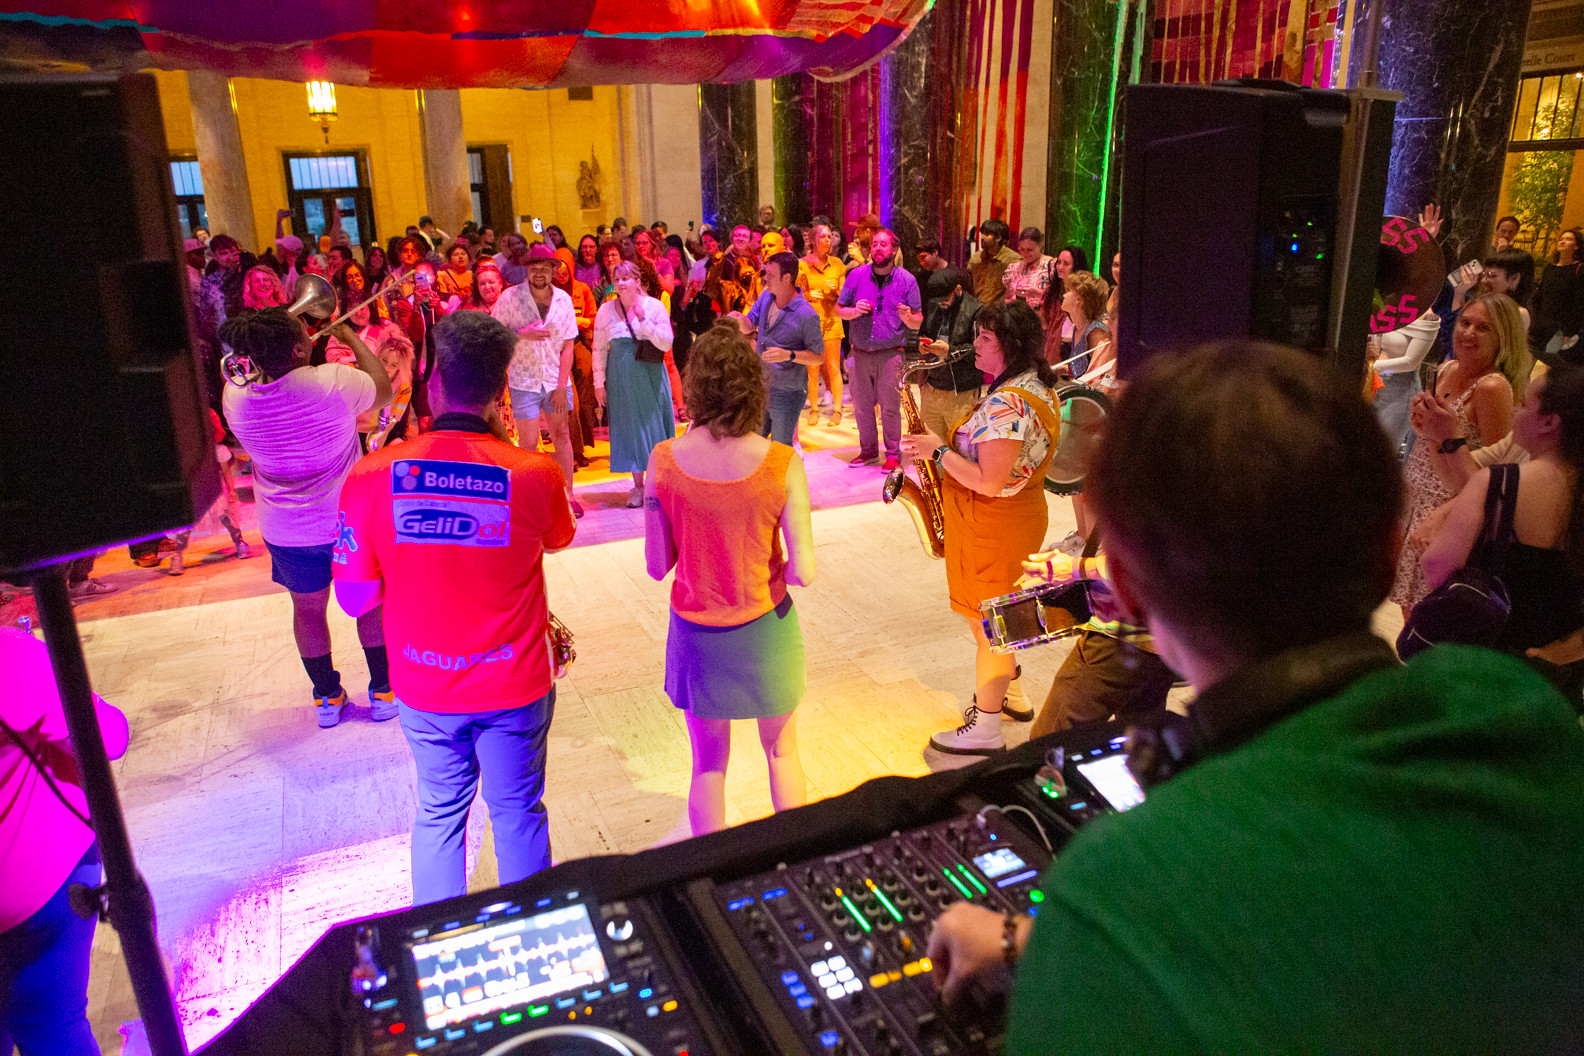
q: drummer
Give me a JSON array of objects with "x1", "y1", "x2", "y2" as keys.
[
  {"x1": 1015, "y1": 542, "x2": 1177, "y2": 735},
  {"x1": 900, "y1": 301, "x2": 1061, "y2": 757}
]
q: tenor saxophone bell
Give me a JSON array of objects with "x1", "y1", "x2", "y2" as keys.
[{"x1": 881, "y1": 350, "x2": 971, "y2": 560}]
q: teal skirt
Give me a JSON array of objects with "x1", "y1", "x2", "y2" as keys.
[
  {"x1": 606, "y1": 335, "x2": 674, "y2": 473},
  {"x1": 665, "y1": 595, "x2": 805, "y2": 720}
]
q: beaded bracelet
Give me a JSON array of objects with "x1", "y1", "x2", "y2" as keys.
[{"x1": 1002, "y1": 911, "x2": 1020, "y2": 965}]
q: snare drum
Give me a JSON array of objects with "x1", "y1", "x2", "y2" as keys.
[
  {"x1": 980, "y1": 580, "x2": 1094, "y2": 653},
  {"x1": 1044, "y1": 383, "x2": 1112, "y2": 496}
]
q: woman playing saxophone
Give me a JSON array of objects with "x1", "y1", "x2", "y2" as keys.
[{"x1": 899, "y1": 301, "x2": 1061, "y2": 757}]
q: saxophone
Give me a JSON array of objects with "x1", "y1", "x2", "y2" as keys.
[{"x1": 882, "y1": 350, "x2": 972, "y2": 559}]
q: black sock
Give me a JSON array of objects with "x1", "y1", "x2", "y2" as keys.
[
  {"x1": 364, "y1": 646, "x2": 391, "y2": 695},
  {"x1": 301, "y1": 653, "x2": 342, "y2": 698}
]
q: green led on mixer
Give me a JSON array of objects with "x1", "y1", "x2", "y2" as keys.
[
  {"x1": 957, "y1": 864, "x2": 987, "y2": 895},
  {"x1": 943, "y1": 868, "x2": 973, "y2": 899},
  {"x1": 869, "y1": 883, "x2": 904, "y2": 923},
  {"x1": 841, "y1": 894, "x2": 872, "y2": 932}
]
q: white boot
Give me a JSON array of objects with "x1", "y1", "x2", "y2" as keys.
[{"x1": 928, "y1": 705, "x2": 1006, "y2": 756}]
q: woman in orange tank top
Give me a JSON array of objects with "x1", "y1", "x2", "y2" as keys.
[{"x1": 645, "y1": 321, "x2": 816, "y2": 836}]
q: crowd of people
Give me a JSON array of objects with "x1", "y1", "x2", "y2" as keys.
[{"x1": 10, "y1": 190, "x2": 1584, "y2": 1052}]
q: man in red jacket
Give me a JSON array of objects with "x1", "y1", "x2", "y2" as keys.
[{"x1": 333, "y1": 311, "x2": 576, "y2": 904}]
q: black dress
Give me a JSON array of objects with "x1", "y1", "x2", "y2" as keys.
[{"x1": 1492, "y1": 471, "x2": 1584, "y2": 706}]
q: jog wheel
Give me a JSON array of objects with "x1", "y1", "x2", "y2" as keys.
[{"x1": 479, "y1": 1025, "x2": 656, "y2": 1056}]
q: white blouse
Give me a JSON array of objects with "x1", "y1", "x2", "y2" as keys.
[{"x1": 592, "y1": 295, "x2": 674, "y2": 387}]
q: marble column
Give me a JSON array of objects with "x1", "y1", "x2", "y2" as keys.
[
  {"x1": 418, "y1": 89, "x2": 471, "y2": 238},
  {"x1": 881, "y1": 13, "x2": 934, "y2": 260},
  {"x1": 698, "y1": 82, "x2": 759, "y2": 232},
  {"x1": 186, "y1": 71, "x2": 257, "y2": 251},
  {"x1": 1350, "y1": 0, "x2": 1533, "y2": 268},
  {"x1": 772, "y1": 74, "x2": 813, "y2": 225},
  {"x1": 1047, "y1": 0, "x2": 1122, "y2": 262}
]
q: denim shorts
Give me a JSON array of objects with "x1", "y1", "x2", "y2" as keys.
[
  {"x1": 265, "y1": 540, "x2": 336, "y2": 594},
  {"x1": 508, "y1": 383, "x2": 573, "y2": 420}
]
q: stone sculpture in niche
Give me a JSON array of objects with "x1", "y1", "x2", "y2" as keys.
[{"x1": 578, "y1": 149, "x2": 603, "y2": 209}]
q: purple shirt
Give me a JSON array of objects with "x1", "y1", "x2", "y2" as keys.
[{"x1": 837, "y1": 263, "x2": 921, "y2": 352}]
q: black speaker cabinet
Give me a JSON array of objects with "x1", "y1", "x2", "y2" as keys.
[
  {"x1": 0, "y1": 73, "x2": 218, "y2": 575},
  {"x1": 1115, "y1": 80, "x2": 1394, "y2": 380}
]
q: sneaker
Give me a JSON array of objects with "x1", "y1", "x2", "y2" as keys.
[
  {"x1": 165, "y1": 552, "x2": 185, "y2": 576},
  {"x1": 235, "y1": 540, "x2": 253, "y2": 560},
  {"x1": 369, "y1": 689, "x2": 398, "y2": 722},
  {"x1": 882, "y1": 456, "x2": 901, "y2": 472},
  {"x1": 134, "y1": 553, "x2": 161, "y2": 568},
  {"x1": 928, "y1": 705, "x2": 1006, "y2": 756},
  {"x1": 315, "y1": 689, "x2": 348, "y2": 728},
  {"x1": 848, "y1": 453, "x2": 881, "y2": 468},
  {"x1": 1001, "y1": 669, "x2": 1033, "y2": 722},
  {"x1": 68, "y1": 578, "x2": 118, "y2": 598},
  {"x1": 1054, "y1": 530, "x2": 1085, "y2": 557}
]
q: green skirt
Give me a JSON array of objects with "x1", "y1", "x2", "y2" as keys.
[{"x1": 664, "y1": 595, "x2": 804, "y2": 720}]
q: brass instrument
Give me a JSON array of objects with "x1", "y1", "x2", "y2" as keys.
[
  {"x1": 882, "y1": 350, "x2": 972, "y2": 559},
  {"x1": 548, "y1": 611, "x2": 576, "y2": 680},
  {"x1": 221, "y1": 273, "x2": 338, "y2": 387}
]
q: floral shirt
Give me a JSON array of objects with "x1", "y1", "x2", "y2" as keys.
[
  {"x1": 491, "y1": 283, "x2": 578, "y2": 392},
  {"x1": 951, "y1": 370, "x2": 1055, "y2": 497},
  {"x1": 1003, "y1": 255, "x2": 1056, "y2": 310}
]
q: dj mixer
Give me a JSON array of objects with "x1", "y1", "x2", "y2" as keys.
[{"x1": 198, "y1": 725, "x2": 1146, "y2": 1056}]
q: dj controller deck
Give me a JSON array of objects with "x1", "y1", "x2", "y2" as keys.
[{"x1": 199, "y1": 726, "x2": 1141, "y2": 1056}]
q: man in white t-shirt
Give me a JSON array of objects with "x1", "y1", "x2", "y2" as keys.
[
  {"x1": 221, "y1": 308, "x2": 393, "y2": 728},
  {"x1": 490, "y1": 242, "x2": 582, "y2": 515}
]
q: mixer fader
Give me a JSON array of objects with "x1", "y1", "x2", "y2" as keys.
[{"x1": 695, "y1": 811, "x2": 1051, "y2": 1055}]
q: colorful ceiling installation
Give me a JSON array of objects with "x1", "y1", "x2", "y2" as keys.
[{"x1": 0, "y1": 0, "x2": 933, "y2": 88}]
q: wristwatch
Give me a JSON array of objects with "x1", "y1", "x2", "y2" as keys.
[
  {"x1": 931, "y1": 444, "x2": 951, "y2": 468},
  {"x1": 1439, "y1": 437, "x2": 1468, "y2": 454},
  {"x1": 1002, "y1": 911, "x2": 1021, "y2": 965}
]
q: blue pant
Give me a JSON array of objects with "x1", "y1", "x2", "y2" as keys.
[
  {"x1": 398, "y1": 690, "x2": 555, "y2": 905},
  {"x1": 761, "y1": 387, "x2": 806, "y2": 446},
  {"x1": 0, "y1": 848, "x2": 102, "y2": 1056}
]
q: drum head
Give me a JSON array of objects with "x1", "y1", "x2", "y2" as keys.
[{"x1": 1045, "y1": 384, "x2": 1112, "y2": 496}]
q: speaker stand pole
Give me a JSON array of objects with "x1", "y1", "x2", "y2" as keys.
[{"x1": 31, "y1": 564, "x2": 189, "y2": 1056}]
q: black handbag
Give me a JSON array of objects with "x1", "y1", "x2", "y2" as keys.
[
  {"x1": 1397, "y1": 462, "x2": 1518, "y2": 660},
  {"x1": 617, "y1": 298, "x2": 666, "y2": 364}
]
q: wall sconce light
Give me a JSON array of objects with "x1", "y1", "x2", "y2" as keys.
[{"x1": 307, "y1": 81, "x2": 337, "y2": 144}]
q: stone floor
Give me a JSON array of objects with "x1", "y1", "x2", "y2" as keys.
[{"x1": 52, "y1": 410, "x2": 1088, "y2": 1053}]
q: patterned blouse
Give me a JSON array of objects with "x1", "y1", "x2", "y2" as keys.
[
  {"x1": 1002, "y1": 255, "x2": 1056, "y2": 311},
  {"x1": 951, "y1": 370, "x2": 1055, "y2": 497}
]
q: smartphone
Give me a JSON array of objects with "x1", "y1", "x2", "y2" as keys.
[
  {"x1": 688, "y1": 220, "x2": 695, "y2": 231},
  {"x1": 1450, "y1": 259, "x2": 1482, "y2": 286},
  {"x1": 531, "y1": 217, "x2": 544, "y2": 234}
]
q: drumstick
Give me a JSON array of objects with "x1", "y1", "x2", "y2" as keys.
[{"x1": 1050, "y1": 338, "x2": 1108, "y2": 373}]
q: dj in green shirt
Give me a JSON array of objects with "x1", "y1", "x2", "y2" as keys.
[{"x1": 926, "y1": 341, "x2": 1584, "y2": 1053}]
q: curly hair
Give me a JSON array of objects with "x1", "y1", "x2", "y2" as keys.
[
  {"x1": 1063, "y1": 270, "x2": 1110, "y2": 322},
  {"x1": 973, "y1": 301, "x2": 1059, "y2": 391},
  {"x1": 684, "y1": 320, "x2": 767, "y2": 440},
  {"x1": 219, "y1": 308, "x2": 304, "y2": 380},
  {"x1": 241, "y1": 264, "x2": 288, "y2": 311}
]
